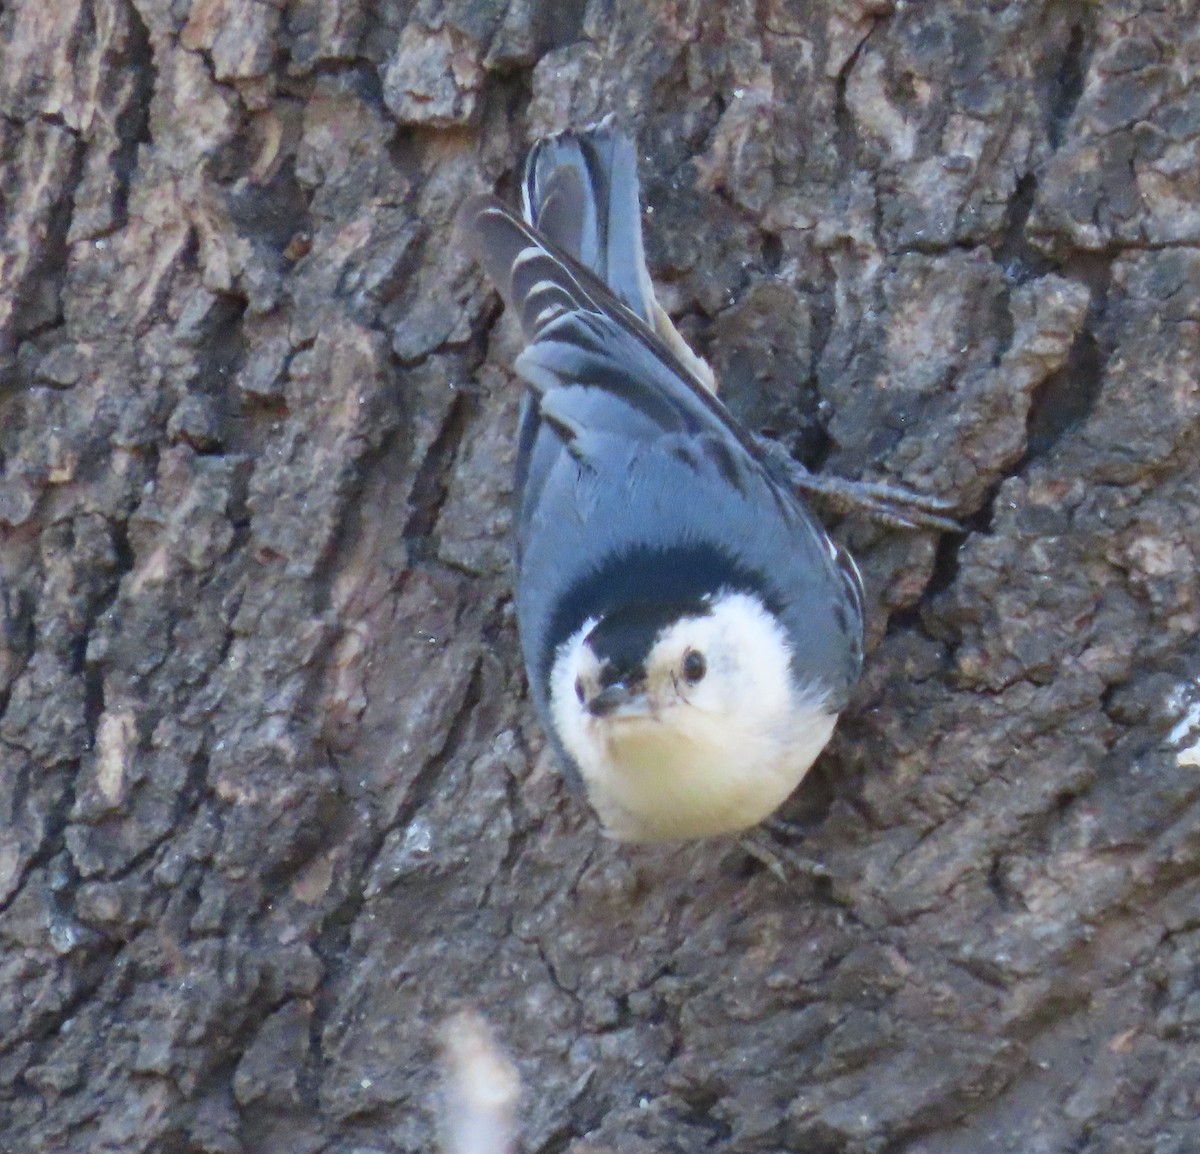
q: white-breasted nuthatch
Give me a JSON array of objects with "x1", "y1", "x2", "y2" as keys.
[{"x1": 460, "y1": 121, "x2": 950, "y2": 842}]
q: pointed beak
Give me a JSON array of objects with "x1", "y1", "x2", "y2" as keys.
[{"x1": 586, "y1": 682, "x2": 648, "y2": 719}]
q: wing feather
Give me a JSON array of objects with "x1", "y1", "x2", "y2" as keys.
[{"x1": 460, "y1": 197, "x2": 736, "y2": 430}]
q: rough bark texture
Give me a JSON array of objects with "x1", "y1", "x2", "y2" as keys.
[{"x1": 2, "y1": 1, "x2": 1199, "y2": 1152}]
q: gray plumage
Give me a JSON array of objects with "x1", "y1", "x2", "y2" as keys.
[
  {"x1": 521, "y1": 118, "x2": 657, "y2": 325},
  {"x1": 520, "y1": 118, "x2": 718, "y2": 392},
  {"x1": 459, "y1": 123, "x2": 864, "y2": 810}
]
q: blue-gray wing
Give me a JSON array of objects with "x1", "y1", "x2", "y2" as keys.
[
  {"x1": 461, "y1": 194, "x2": 734, "y2": 554},
  {"x1": 461, "y1": 198, "x2": 742, "y2": 541}
]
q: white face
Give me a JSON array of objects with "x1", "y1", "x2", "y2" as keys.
[{"x1": 548, "y1": 591, "x2": 837, "y2": 841}]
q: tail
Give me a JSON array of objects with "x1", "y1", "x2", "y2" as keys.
[
  {"x1": 518, "y1": 119, "x2": 717, "y2": 394},
  {"x1": 522, "y1": 117, "x2": 656, "y2": 326}
]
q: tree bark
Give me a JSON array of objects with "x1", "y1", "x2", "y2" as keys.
[{"x1": 2, "y1": 1, "x2": 1199, "y2": 1152}]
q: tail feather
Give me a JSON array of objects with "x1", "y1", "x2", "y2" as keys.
[
  {"x1": 519, "y1": 120, "x2": 717, "y2": 394},
  {"x1": 522, "y1": 118, "x2": 655, "y2": 325},
  {"x1": 459, "y1": 195, "x2": 610, "y2": 342},
  {"x1": 458, "y1": 194, "x2": 728, "y2": 422}
]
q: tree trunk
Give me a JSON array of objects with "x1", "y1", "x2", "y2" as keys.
[{"x1": 2, "y1": 1, "x2": 1198, "y2": 1152}]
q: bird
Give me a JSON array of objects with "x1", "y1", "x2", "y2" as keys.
[{"x1": 459, "y1": 119, "x2": 951, "y2": 842}]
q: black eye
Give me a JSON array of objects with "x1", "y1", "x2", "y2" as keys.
[
  {"x1": 682, "y1": 649, "x2": 707, "y2": 684},
  {"x1": 574, "y1": 677, "x2": 585, "y2": 704}
]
